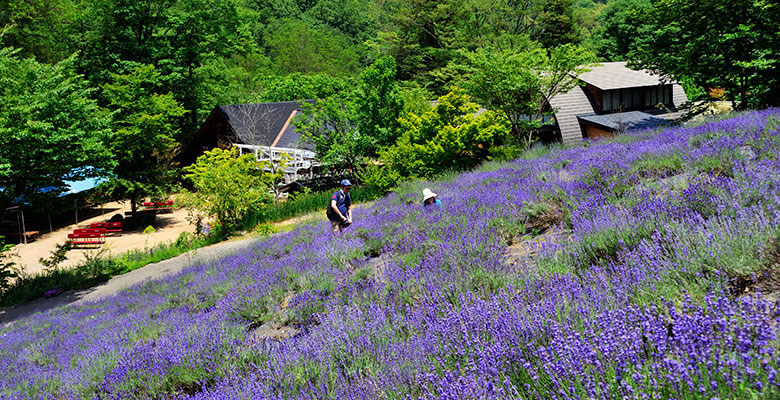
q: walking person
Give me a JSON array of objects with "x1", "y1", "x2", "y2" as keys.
[
  {"x1": 327, "y1": 179, "x2": 353, "y2": 234},
  {"x1": 422, "y1": 188, "x2": 442, "y2": 208}
]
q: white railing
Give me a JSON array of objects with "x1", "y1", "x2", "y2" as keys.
[{"x1": 234, "y1": 144, "x2": 319, "y2": 182}]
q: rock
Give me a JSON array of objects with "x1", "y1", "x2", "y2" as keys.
[
  {"x1": 738, "y1": 145, "x2": 757, "y2": 162},
  {"x1": 557, "y1": 169, "x2": 575, "y2": 182},
  {"x1": 251, "y1": 322, "x2": 299, "y2": 341},
  {"x1": 658, "y1": 172, "x2": 690, "y2": 189}
]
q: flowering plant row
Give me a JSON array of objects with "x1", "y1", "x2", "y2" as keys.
[{"x1": 1, "y1": 110, "x2": 778, "y2": 399}]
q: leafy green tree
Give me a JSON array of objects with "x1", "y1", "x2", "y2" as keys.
[
  {"x1": 535, "y1": 0, "x2": 582, "y2": 48},
  {"x1": 379, "y1": 88, "x2": 510, "y2": 178},
  {"x1": 633, "y1": 0, "x2": 780, "y2": 108},
  {"x1": 593, "y1": 0, "x2": 652, "y2": 61},
  {"x1": 295, "y1": 98, "x2": 370, "y2": 172},
  {"x1": 0, "y1": 48, "x2": 113, "y2": 213},
  {"x1": 101, "y1": 65, "x2": 186, "y2": 214},
  {"x1": 457, "y1": 45, "x2": 593, "y2": 146},
  {"x1": 264, "y1": 18, "x2": 360, "y2": 76},
  {"x1": 77, "y1": 0, "x2": 256, "y2": 137},
  {"x1": 0, "y1": 238, "x2": 16, "y2": 294},
  {"x1": 254, "y1": 73, "x2": 355, "y2": 103},
  {"x1": 181, "y1": 147, "x2": 271, "y2": 236},
  {"x1": 0, "y1": 0, "x2": 80, "y2": 63},
  {"x1": 355, "y1": 56, "x2": 405, "y2": 149},
  {"x1": 305, "y1": 0, "x2": 378, "y2": 41}
]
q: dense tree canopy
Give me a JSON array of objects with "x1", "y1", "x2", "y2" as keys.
[
  {"x1": 633, "y1": 0, "x2": 780, "y2": 108},
  {"x1": 0, "y1": 48, "x2": 113, "y2": 212}
]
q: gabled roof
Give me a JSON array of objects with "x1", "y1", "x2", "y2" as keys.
[
  {"x1": 549, "y1": 86, "x2": 594, "y2": 145},
  {"x1": 578, "y1": 111, "x2": 670, "y2": 132},
  {"x1": 215, "y1": 100, "x2": 315, "y2": 150},
  {"x1": 577, "y1": 62, "x2": 668, "y2": 90}
]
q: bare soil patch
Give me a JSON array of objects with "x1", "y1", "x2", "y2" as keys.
[{"x1": 7, "y1": 201, "x2": 194, "y2": 277}]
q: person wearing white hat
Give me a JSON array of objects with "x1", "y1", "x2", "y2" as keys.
[
  {"x1": 327, "y1": 179, "x2": 353, "y2": 233},
  {"x1": 422, "y1": 188, "x2": 442, "y2": 208}
]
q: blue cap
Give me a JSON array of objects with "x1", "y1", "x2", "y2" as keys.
[{"x1": 340, "y1": 179, "x2": 353, "y2": 187}]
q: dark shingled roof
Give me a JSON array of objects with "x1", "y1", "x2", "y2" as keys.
[
  {"x1": 577, "y1": 111, "x2": 670, "y2": 132},
  {"x1": 216, "y1": 100, "x2": 315, "y2": 150}
]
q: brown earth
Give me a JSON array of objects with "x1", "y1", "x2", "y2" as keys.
[{"x1": 7, "y1": 201, "x2": 195, "y2": 277}]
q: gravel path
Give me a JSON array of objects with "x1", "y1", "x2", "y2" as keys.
[{"x1": 0, "y1": 236, "x2": 260, "y2": 327}]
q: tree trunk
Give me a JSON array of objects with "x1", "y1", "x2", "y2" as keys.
[{"x1": 131, "y1": 198, "x2": 138, "y2": 219}]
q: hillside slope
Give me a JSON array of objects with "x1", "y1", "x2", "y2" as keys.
[{"x1": 1, "y1": 110, "x2": 779, "y2": 399}]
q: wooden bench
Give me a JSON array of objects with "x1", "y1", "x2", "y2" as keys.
[
  {"x1": 141, "y1": 200, "x2": 174, "y2": 214},
  {"x1": 67, "y1": 231, "x2": 106, "y2": 248},
  {"x1": 89, "y1": 221, "x2": 123, "y2": 233},
  {"x1": 6, "y1": 230, "x2": 40, "y2": 243}
]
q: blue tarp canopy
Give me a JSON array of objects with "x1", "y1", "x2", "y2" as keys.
[{"x1": 2, "y1": 167, "x2": 108, "y2": 208}]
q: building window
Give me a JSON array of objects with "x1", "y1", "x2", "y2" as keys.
[{"x1": 602, "y1": 85, "x2": 672, "y2": 113}]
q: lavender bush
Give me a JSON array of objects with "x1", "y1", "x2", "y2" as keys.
[{"x1": 1, "y1": 110, "x2": 779, "y2": 399}]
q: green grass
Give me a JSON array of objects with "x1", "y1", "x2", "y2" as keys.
[
  {"x1": 0, "y1": 233, "x2": 219, "y2": 307},
  {"x1": 243, "y1": 185, "x2": 386, "y2": 227}
]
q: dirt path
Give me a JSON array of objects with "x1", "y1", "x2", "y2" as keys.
[
  {"x1": 0, "y1": 236, "x2": 259, "y2": 328},
  {"x1": 7, "y1": 202, "x2": 195, "y2": 277}
]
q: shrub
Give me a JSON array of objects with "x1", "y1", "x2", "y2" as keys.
[{"x1": 181, "y1": 147, "x2": 274, "y2": 237}]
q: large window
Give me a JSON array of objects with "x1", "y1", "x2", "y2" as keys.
[{"x1": 602, "y1": 85, "x2": 672, "y2": 113}]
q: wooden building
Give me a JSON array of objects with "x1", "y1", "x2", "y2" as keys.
[
  {"x1": 184, "y1": 100, "x2": 319, "y2": 182},
  {"x1": 549, "y1": 62, "x2": 688, "y2": 144}
]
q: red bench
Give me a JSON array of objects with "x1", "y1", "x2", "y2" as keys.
[
  {"x1": 141, "y1": 200, "x2": 174, "y2": 214},
  {"x1": 67, "y1": 232, "x2": 106, "y2": 248},
  {"x1": 74, "y1": 228, "x2": 107, "y2": 235},
  {"x1": 88, "y1": 221, "x2": 123, "y2": 233}
]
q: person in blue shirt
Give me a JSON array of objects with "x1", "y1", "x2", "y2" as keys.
[
  {"x1": 327, "y1": 179, "x2": 353, "y2": 234},
  {"x1": 422, "y1": 188, "x2": 442, "y2": 208}
]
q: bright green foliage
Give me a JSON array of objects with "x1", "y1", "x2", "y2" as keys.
[
  {"x1": 399, "y1": 84, "x2": 433, "y2": 116},
  {"x1": 101, "y1": 64, "x2": 186, "y2": 210},
  {"x1": 182, "y1": 147, "x2": 271, "y2": 236},
  {"x1": 255, "y1": 73, "x2": 355, "y2": 103},
  {"x1": 295, "y1": 98, "x2": 370, "y2": 172},
  {"x1": 633, "y1": 0, "x2": 780, "y2": 108},
  {"x1": 265, "y1": 18, "x2": 360, "y2": 76},
  {"x1": 0, "y1": 48, "x2": 113, "y2": 211},
  {"x1": 0, "y1": 238, "x2": 15, "y2": 294},
  {"x1": 379, "y1": 88, "x2": 510, "y2": 179},
  {"x1": 355, "y1": 56, "x2": 405, "y2": 149},
  {"x1": 294, "y1": 57, "x2": 405, "y2": 171},
  {"x1": 457, "y1": 45, "x2": 593, "y2": 146},
  {"x1": 593, "y1": 0, "x2": 652, "y2": 61}
]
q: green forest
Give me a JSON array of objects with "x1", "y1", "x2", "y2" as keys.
[{"x1": 1, "y1": 0, "x2": 778, "y2": 215}]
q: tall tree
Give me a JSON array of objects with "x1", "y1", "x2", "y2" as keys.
[
  {"x1": 264, "y1": 18, "x2": 360, "y2": 76},
  {"x1": 633, "y1": 0, "x2": 780, "y2": 108},
  {"x1": 295, "y1": 98, "x2": 370, "y2": 172},
  {"x1": 0, "y1": 0, "x2": 80, "y2": 63},
  {"x1": 77, "y1": 0, "x2": 256, "y2": 139},
  {"x1": 535, "y1": 0, "x2": 582, "y2": 48},
  {"x1": 101, "y1": 65, "x2": 186, "y2": 214},
  {"x1": 593, "y1": 0, "x2": 652, "y2": 61},
  {"x1": 457, "y1": 45, "x2": 593, "y2": 146},
  {"x1": 0, "y1": 48, "x2": 113, "y2": 214},
  {"x1": 355, "y1": 56, "x2": 404, "y2": 149}
]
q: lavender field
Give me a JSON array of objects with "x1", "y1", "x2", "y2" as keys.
[{"x1": 2, "y1": 110, "x2": 779, "y2": 399}]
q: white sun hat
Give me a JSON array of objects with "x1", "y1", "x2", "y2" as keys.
[{"x1": 422, "y1": 188, "x2": 437, "y2": 201}]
